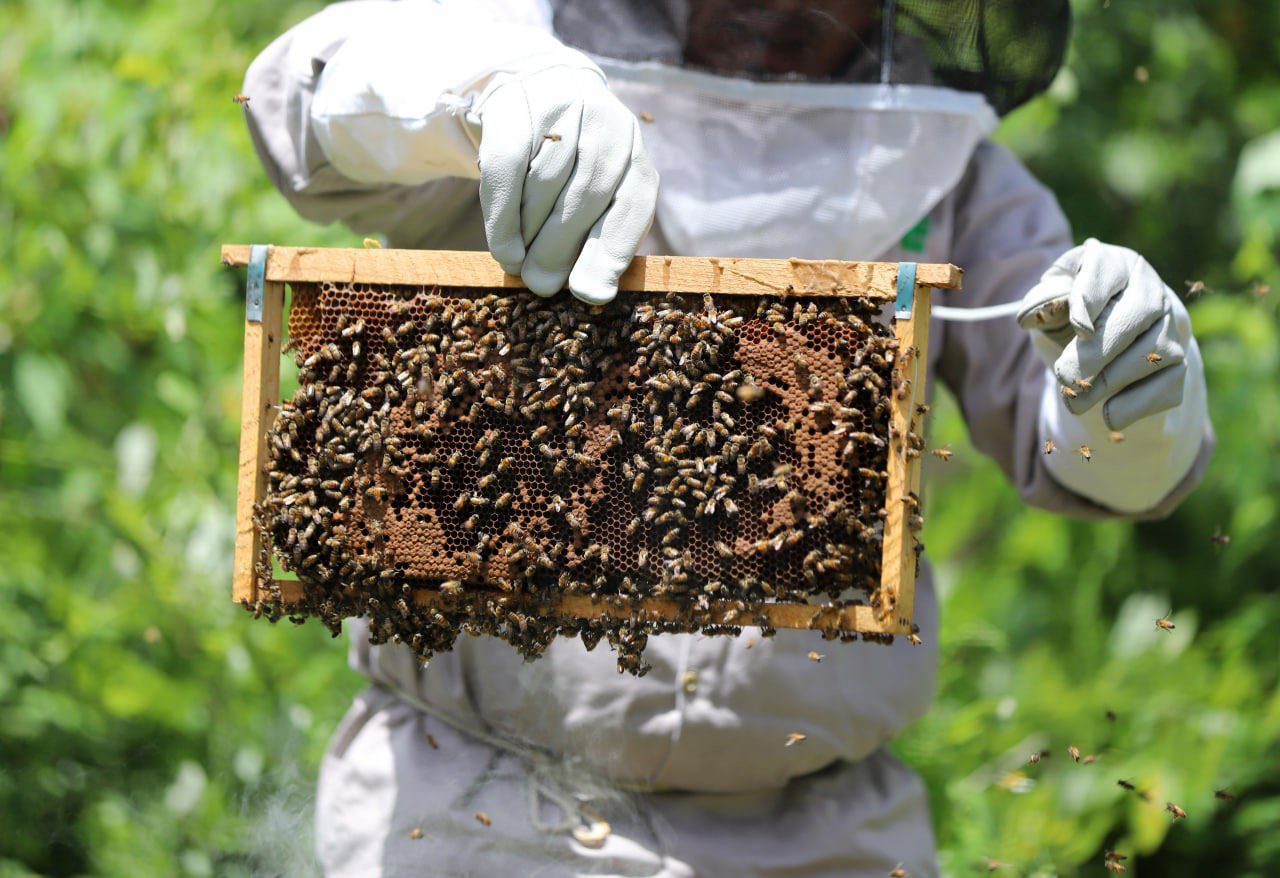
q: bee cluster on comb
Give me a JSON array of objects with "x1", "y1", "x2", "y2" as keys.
[{"x1": 247, "y1": 278, "x2": 918, "y2": 675}]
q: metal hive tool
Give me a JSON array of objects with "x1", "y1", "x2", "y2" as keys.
[{"x1": 226, "y1": 246, "x2": 961, "y2": 674}]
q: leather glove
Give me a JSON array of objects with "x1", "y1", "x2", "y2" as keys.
[
  {"x1": 1017, "y1": 238, "x2": 1190, "y2": 431},
  {"x1": 468, "y1": 67, "x2": 658, "y2": 305}
]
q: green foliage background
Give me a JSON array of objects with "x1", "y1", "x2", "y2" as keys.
[{"x1": 0, "y1": 1, "x2": 1276, "y2": 875}]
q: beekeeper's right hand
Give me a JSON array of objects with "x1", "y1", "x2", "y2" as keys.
[
  {"x1": 467, "y1": 66, "x2": 657, "y2": 305},
  {"x1": 309, "y1": 5, "x2": 657, "y2": 305}
]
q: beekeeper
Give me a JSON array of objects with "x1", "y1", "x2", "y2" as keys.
[{"x1": 242, "y1": 1, "x2": 1214, "y2": 874}]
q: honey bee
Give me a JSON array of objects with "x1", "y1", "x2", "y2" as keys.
[
  {"x1": 930, "y1": 447, "x2": 953, "y2": 462},
  {"x1": 1043, "y1": 439, "x2": 1056, "y2": 455},
  {"x1": 1146, "y1": 352, "x2": 1163, "y2": 364},
  {"x1": 785, "y1": 732, "x2": 807, "y2": 747},
  {"x1": 1165, "y1": 801, "x2": 1187, "y2": 821},
  {"x1": 1155, "y1": 613, "x2": 1176, "y2": 632},
  {"x1": 735, "y1": 383, "x2": 765, "y2": 403},
  {"x1": 474, "y1": 812, "x2": 492, "y2": 827},
  {"x1": 1078, "y1": 445, "x2": 1092, "y2": 462},
  {"x1": 1068, "y1": 746, "x2": 1081, "y2": 762}
]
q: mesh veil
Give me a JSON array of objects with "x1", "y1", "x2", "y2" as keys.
[{"x1": 550, "y1": 0, "x2": 1070, "y2": 115}]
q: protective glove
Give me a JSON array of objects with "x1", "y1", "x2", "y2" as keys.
[
  {"x1": 309, "y1": 5, "x2": 656, "y2": 305},
  {"x1": 1017, "y1": 238, "x2": 1209, "y2": 513},
  {"x1": 1017, "y1": 238, "x2": 1190, "y2": 430},
  {"x1": 467, "y1": 67, "x2": 658, "y2": 304}
]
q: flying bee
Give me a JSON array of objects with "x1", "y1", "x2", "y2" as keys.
[
  {"x1": 930, "y1": 447, "x2": 953, "y2": 462},
  {"x1": 1155, "y1": 613, "x2": 1176, "y2": 632},
  {"x1": 1068, "y1": 746, "x2": 1081, "y2": 762},
  {"x1": 408, "y1": 827, "x2": 424, "y2": 840},
  {"x1": 474, "y1": 812, "x2": 492, "y2": 827},
  {"x1": 1214, "y1": 789, "x2": 1236, "y2": 801},
  {"x1": 1103, "y1": 860, "x2": 1126, "y2": 874},
  {"x1": 735, "y1": 383, "x2": 765, "y2": 403},
  {"x1": 1043, "y1": 439, "x2": 1056, "y2": 455},
  {"x1": 889, "y1": 866, "x2": 907, "y2": 878},
  {"x1": 1074, "y1": 377, "x2": 1094, "y2": 392},
  {"x1": 232, "y1": 93, "x2": 250, "y2": 104},
  {"x1": 1117, "y1": 779, "x2": 1136, "y2": 791},
  {"x1": 1209, "y1": 529, "x2": 1230, "y2": 548},
  {"x1": 1146, "y1": 352, "x2": 1163, "y2": 364},
  {"x1": 807, "y1": 651, "x2": 824, "y2": 663},
  {"x1": 908, "y1": 633, "x2": 923, "y2": 646},
  {"x1": 1078, "y1": 445, "x2": 1092, "y2": 462},
  {"x1": 426, "y1": 734, "x2": 439, "y2": 750},
  {"x1": 784, "y1": 732, "x2": 807, "y2": 747},
  {"x1": 1109, "y1": 431, "x2": 1126, "y2": 443},
  {"x1": 1082, "y1": 754, "x2": 1098, "y2": 765},
  {"x1": 1166, "y1": 801, "x2": 1187, "y2": 821},
  {"x1": 1061, "y1": 385, "x2": 1078, "y2": 399},
  {"x1": 1028, "y1": 750, "x2": 1051, "y2": 765}
]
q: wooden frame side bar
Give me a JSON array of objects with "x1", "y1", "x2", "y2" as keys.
[
  {"x1": 876, "y1": 286, "x2": 931, "y2": 633},
  {"x1": 232, "y1": 281, "x2": 285, "y2": 603},
  {"x1": 221, "y1": 246, "x2": 961, "y2": 300}
]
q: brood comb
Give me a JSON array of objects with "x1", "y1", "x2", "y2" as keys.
[{"x1": 225, "y1": 246, "x2": 960, "y2": 674}]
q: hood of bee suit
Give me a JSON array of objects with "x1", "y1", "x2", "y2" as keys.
[
  {"x1": 548, "y1": 0, "x2": 1071, "y2": 114},
  {"x1": 595, "y1": 58, "x2": 997, "y2": 261},
  {"x1": 543, "y1": 1, "x2": 1045, "y2": 261}
]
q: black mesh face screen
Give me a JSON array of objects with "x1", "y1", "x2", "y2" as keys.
[
  {"x1": 897, "y1": 0, "x2": 1071, "y2": 115},
  {"x1": 549, "y1": 0, "x2": 1070, "y2": 114}
]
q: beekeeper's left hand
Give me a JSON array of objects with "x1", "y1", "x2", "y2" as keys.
[{"x1": 1017, "y1": 238, "x2": 1193, "y2": 431}]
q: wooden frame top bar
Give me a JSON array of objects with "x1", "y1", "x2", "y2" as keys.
[{"x1": 221, "y1": 246, "x2": 961, "y2": 300}]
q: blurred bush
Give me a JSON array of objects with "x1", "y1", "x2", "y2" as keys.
[{"x1": 0, "y1": 0, "x2": 1275, "y2": 875}]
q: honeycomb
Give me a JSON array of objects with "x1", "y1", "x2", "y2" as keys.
[{"x1": 250, "y1": 282, "x2": 908, "y2": 674}]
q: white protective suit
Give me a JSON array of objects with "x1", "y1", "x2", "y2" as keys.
[{"x1": 240, "y1": 2, "x2": 1215, "y2": 875}]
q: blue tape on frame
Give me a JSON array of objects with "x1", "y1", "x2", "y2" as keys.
[
  {"x1": 246, "y1": 244, "x2": 270, "y2": 323},
  {"x1": 895, "y1": 261, "x2": 917, "y2": 319}
]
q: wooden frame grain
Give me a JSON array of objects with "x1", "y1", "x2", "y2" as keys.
[{"x1": 228, "y1": 247, "x2": 958, "y2": 636}]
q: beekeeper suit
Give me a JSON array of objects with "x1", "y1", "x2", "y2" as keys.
[{"x1": 242, "y1": 1, "x2": 1214, "y2": 874}]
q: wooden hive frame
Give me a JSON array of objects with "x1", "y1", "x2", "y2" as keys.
[{"x1": 224, "y1": 245, "x2": 961, "y2": 637}]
